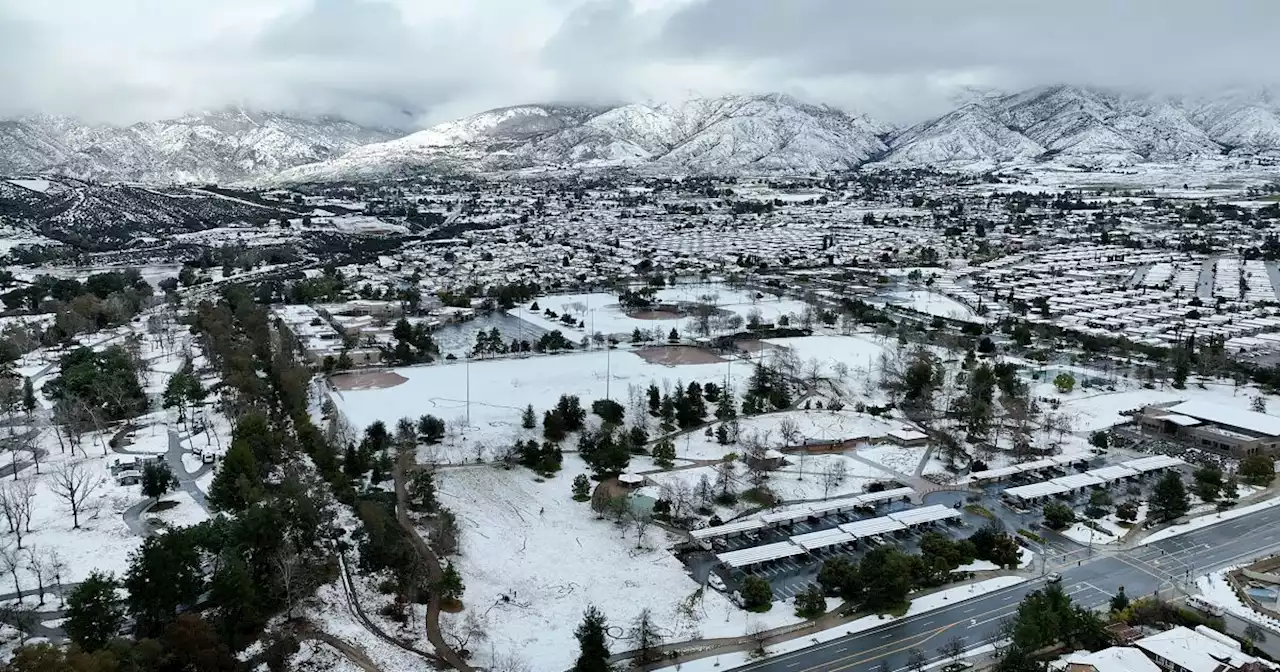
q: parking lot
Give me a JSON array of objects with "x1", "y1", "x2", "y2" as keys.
[{"x1": 685, "y1": 450, "x2": 1197, "y2": 606}]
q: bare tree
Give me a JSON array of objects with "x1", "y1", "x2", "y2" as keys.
[
  {"x1": 0, "y1": 544, "x2": 22, "y2": 602},
  {"x1": 630, "y1": 510, "x2": 654, "y2": 549},
  {"x1": 659, "y1": 481, "x2": 695, "y2": 521},
  {"x1": 820, "y1": 460, "x2": 848, "y2": 498},
  {"x1": 443, "y1": 611, "x2": 489, "y2": 654},
  {"x1": 747, "y1": 619, "x2": 769, "y2": 658},
  {"x1": 488, "y1": 650, "x2": 531, "y2": 672},
  {"x1": 938, "y1": 635, "x2": 965, "y2": 664},
  {"x1": 0, "y1": 479, "x2": 36, "y2": 548},
  {"x1": 24, "y1": 548, "x2": 48, "y2": 606},
  {"x1": 906, "y1": 647, "x2": 927, "y2": 672},
  {"x1": 48, "y1": 549, "x2": 67, "y2": 607},
  {"x1": 275, "y1": 539, "x2": 303, "y2": 619},
  {"x1": 629, "y1": 607, "x2": 665, "y2": 664},
  {"x1": 49, "y1": 460, "x2": 106, "y2": 529},
  {"x1": 778, "y1": 417, "x2": 803, "y2": 448}
]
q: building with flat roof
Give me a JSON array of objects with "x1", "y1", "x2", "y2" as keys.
[{"x1": 1138, "y1": 400, "x2": 1280, "y2": 457}]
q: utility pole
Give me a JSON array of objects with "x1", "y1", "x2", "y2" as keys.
[
  {"x1": 605, "y1": 343, "x2": 612, "y2": 401},
  {"x1": 465, "y1": 353, "x2": 471, "y2": 425}
]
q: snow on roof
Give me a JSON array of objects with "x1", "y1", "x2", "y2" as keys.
[
  {"x1": 1005, "y1": 481, "x2": 1070, "y2": 500},
  {"x1": 1165, "y1": 400, "x2": 1280, "y2": 437},
  {"x1": 887, "y1": 504, "x2": 962, "y2": 527},
  {"x1": 839, "y1": 516, "x2": 907, "y2": 538},
  {"x1": 617, "y1": 473, "x2": 645, "y2": 484},
  {"x1": 1156, "y1": 413, "x2": 1204, "y2": 427},
  {"x1": 1057, "y1": 646, "x2": 1161, "y2": 672},
  {"x1": 1134, "y1": 626, "x2": 1267, "y2": 672},
  {"x1": 716, "y1": 541, "x2": 805, "y2": 568}
]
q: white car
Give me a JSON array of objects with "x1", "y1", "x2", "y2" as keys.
[
  {"x1": 1046, "y1": 572, "x2": 1063, "y2": 584},
  {"x1": 707, "y1": 574, "x2": 727, "y2": 592}
]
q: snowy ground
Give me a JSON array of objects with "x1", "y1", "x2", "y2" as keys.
[
  {"x1": 666, "y1": 409, "x2": 910, "y2": 462},
  {"x1": 857, "y1": 444, "x2": 928, "y2": 476},
  {"x1": 1060, "y1": 504, "x2": 1149, "y2": 546},
  {"x1": 434, "y1": 455, "x2": 826, "y2": 671},
  {"x1": 332, "y1": 348, "x2": 741, "y2": 464},
  {"x1": 881, "y1": 290, "x2": 983, "y2": 323},
  {"x1": 512, "y1": 283, "x2": 809, "y2": 339},
  {"x1": 1197, "y1": 568, "x2": 1280, "y2": 632}
]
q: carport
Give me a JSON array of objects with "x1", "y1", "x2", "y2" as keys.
[
  {"x1": 715, "y1": 541, "x2": 805, "y2": 569},
  {"x1": 1087, "y1": 464, "x2": 1139, "y2": 482},
  {"x1": 1051, "y1": 472, "x2": 1106, "y2": 493},
  {"x1": 691, "y1": 518, "x2": 766, "y2": 541},
  {"x1": 887, "y1": 504, "x2": 963, "y2": 528},
  {"x1": 1004, "y1": 481, "x2": 1070, "y2": 504},
  {"x1": 1121, "y1": 455, "x2": 1185, "y2": 474},
  {"x1": 791, "y1": 528, "x2": 855, "y2": 552},
  {"x1": 839, "y1": 516, "x2": 908, "y2": 540}
]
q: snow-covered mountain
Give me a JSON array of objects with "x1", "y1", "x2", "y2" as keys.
[
  {"x1": 272, "y1": 94, "x2": 892, "y2": 182},
  {"x1": 8, "y1": 87, "x2": 1280, "y2": 184},
  {"x1": 883, "y1": 85, "x2": 1280, "y2": 168},
  {"x1": 0, "y1": 109, "x2": 398, "y2": 184}
]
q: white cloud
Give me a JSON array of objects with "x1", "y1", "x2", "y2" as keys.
[{"x1": 0, "y1": 0, "x2": 1277, "y2": 128}]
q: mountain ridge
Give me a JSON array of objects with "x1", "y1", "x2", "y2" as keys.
[{"x1": 6, "y1": 86, "x2": 1280, "y2": 185}]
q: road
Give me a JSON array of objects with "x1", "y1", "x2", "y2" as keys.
[{"x1": 732, "y1": 503, "x2": 1280, "y2": 672}]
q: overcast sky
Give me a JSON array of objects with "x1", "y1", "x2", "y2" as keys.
[{"x1": 2, "y1": 0, "x2": 1278, "y2": 128}]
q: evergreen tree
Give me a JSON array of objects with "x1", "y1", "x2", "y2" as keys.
[
  {"x1": 572, "y1": 605, "x2": 612, "y2": 672},
  {"x1": 521, "y1": 404, "x2": 537, "y2": 430},
  {"x1": 647, "y1": 384, "x2": 661, "y2": 415},
  {"x1": 1109, "y1": 586, "x2": 1129, "y2": 612},
  {"x1": 141, "y1": 461, "x2": 179, "y2": 500},
  {"x1": 1150, "y1": 471, "x2": 1190, "y2": 522},
  {"x1": 651, "y1": 439, "x2": 676, "y2": 469},
  {"x1": 65, "y1": 571, "x2": 124, "y2": 652},
  {"x1": 741, "y1": 576, "x2": 773, "y2": 610},
  {"x1": 207, "y1": 439, "x2": 261, "y2": 513},
  {"x1": 572, "y1": 474, "x2": 592, "y2": 501}
]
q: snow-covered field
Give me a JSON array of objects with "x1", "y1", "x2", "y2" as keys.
[
  {"x1": 667, "y1": 409, "x2": 909, "y2": 462},
  {"x1": 883, "y1": 290, "x2": 983, "y2": 323},
  {"x1": 435, "y1": 456, "x2": 819, "y2": 671},
  {"x1": 511, "y1": 284, "x2": 809, "y2": 339},
  {"x1": 332, "y1": 348, "x2": 740, "y2": 463}
]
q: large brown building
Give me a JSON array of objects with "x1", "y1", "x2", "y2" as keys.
[{"x1": 1138, "y1": 400, "x2": 1280, "y2": 458}]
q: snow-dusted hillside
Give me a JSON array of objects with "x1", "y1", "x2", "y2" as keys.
[
  {"x1": 8, "y1": 87, "x2": 1280, "y2": 184},
  {"x1": 272, "y1": 94, "x2": 892, "y2": 182},
  {"x1": 0, "y1": 109, "x2": 397, "y2": 184},
  {"x1": 881, "y1": 85, "x2": 1280, "y2": 168}
]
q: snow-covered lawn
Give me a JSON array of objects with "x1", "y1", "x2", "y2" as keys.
[
  {"x1": 511, "y1": 284, "x2": 809, "y2": 339},
  {"x1": 435, "y1": 456, "x2": 820, "y2": 671},
  {"x1": 857, "y1": 444, "x2": 928, "y2": 476},
  {"x1": 2, "y1": 436, "x2": 145, "y2": 596},
  {"x1": 664, "y1": 409, "x2": 909, "y2": 462},
  {"x1": 333, "y1": 349, "x2": 740, "y2": 464},
  {"x1": 145, "y1": 491, "x2": 210, "y2": 532},
  {"x1": 883, "y1": 291, "x2": 983, "y2": 323}
]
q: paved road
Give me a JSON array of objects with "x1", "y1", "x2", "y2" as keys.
[{"x1": 732, "y1": 503, "x2": 1280, "y2": 672}]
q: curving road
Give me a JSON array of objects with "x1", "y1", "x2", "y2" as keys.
[{"x1": 730, "y1": 503, "x2": 1280, "y2": 672}]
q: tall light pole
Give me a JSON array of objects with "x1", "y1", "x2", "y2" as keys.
[
  {"x1": 465, "y1": 353, "x2": 471, "y2": 426},
  {"x1": 605, "y1": 343, "x2": 612, "y2": 401}
]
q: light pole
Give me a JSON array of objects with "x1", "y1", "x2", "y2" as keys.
[
  {"x1": 605, "y1": 343, "x2": 612, "y2": 401},
  {"x1": 465, "y1": 353, "x2": 471, "y2": 426}
]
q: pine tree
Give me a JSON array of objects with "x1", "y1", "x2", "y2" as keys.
[
  {"x1": 1150, "y1": 471, "x2": 1190, "y2": 522},
  {"x1": 65, "y1": 571, "x2": 124, "y2": 652},
  {"x1": 521, "y1": 404, "x2": 537, "y2": 430},
  {"x1": 207, "y1": 440, "x2": 261, "y2": 513},
  {"x1": 651, "y1": 439, "x2": 676, "y2": 469},
  {"x1": 572, "y1": 474, "x2": 591, "y2": 501},
  {"x1": 647, "y1": 384, "x2": 661, "y2": 415},
  {"x1": 573, "y1": 605, "x2": 612, "y2": 672}
]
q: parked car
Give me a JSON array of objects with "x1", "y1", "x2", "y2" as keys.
[
  {"x1": 943, "y1": 662, "x2": 974, "y2": 672},
  {"x1": 707, "y1": 574, "x2": 726, "y2": 592}
]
